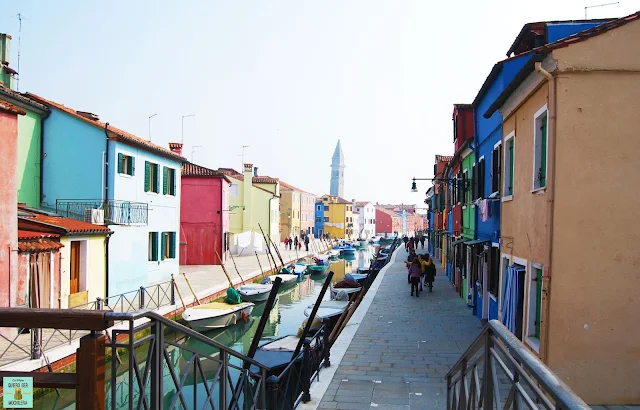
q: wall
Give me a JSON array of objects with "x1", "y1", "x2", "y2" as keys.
[
  {"x1": 180, "y1": 176, "x2": 225, "y2": 265},
  {"x1": 461, "y1": 151, "x2": 475, "y2": 238},
  {"x1": 41, "y1": 109, "x2": 104, "y2": 207},
  {"x1": 108, "y1": 225, "x2": 148, "y2": 296},
  {"x1": 323, "y1": 202, "x2": 347, "y2": 239},
  {"x1": 376, "y1": 209, "x2": 390, "y2": 235},
  {"x1": 300, "y1": 192, "x2": 316, "y2": 234},
  {"x1": 16, "y1": 110, "x2": 42, "y2": 207},
  {"x1": 314, "y1": 203, "x2": 324, "y2": 237},
  {"x1": 58, "y1": 236, "x2": 106, "y2": 308},
  {"x1": 0, "y1": 109, "x2": 18, "y2": 308},
  {"x1": 543, "y1": 23, "x2": 640, "y2": 404},
  {"x1": 227, "y1": 176, "x2": 244, "y2": 234},
  {"x1": 279, "y1": 190, "x2": 299, "y2": 239}
]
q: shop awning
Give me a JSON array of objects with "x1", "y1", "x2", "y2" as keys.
[
  {"x1": 451, "y1": 238, "x2": 468, "y2": 246},
  {"x1": 464, "y1": 239, "x2": 490, "y2": 246}
]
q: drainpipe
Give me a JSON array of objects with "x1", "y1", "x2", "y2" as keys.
[
  {"x1": 39, "y1": 109, "x2": 51, "y2": 205},
  {"x1": 103, "y1": 123, "x2": 110, "y2": 297},
  {"x1": 535, "y1": 61, "x2": 555, "y2": 361}
]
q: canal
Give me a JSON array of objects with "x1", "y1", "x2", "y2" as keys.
[{"x1": 33, "y1": 245, "x2": 377, "y2": 409}]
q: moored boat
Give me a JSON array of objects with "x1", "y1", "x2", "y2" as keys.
[
  {"x1": 182, "y1": 301, "x2": 255, "y2": 331},
  {"x1": 237, "y1": 283, "x2": 273, "y2": 302},
  {"x1": 266, "y1": 273, "x2": 299, "y2": 285},
  {"x1": 330, "y1": 287, "x2": 361, "y2": 300},
  {"x1": 304, "y1": 300, "x2": 349, "y2": 323}
]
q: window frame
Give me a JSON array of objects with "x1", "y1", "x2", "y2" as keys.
[
  {"x1": 164, "y1": 167, "x2": 176, "y2": 196},
  {"x1": 502, "y1": 132, "x2": 515, "y2": 201},
  {"x1": 491, "y1": 141, "x2": 502, "y2": 196},
  {"x1": 148, "y1": 232, "x2": 158, "y2": 262},
  {"x1": 532, "y1": 105, "x2": 548, "y2": 192},
  {"x1": 117, "y1": 153, "x2": 135, "y2": 176},
  {"x1": 526, "y1": 262, "x2": 544, "y2": 352},
  {"x1": 145, "y1": 161, "x2": 160, "y2": 194}
]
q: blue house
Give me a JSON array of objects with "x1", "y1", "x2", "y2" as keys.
[
  {"x1": 314, "y1": 201, "x2": 324, "y2": 238},
  {"x1": 465, "y1": 18, "x2": 613, "y2": 321},
  {"x1": 31, "y1": 94, "x2": 185, "y2": 297}
]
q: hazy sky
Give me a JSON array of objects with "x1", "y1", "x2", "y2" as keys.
[{"x1": 3, "y1": 1, "x2": 638, "y2": 207}]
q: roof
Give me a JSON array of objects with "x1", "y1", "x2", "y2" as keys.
[
  {"x1": 17, "y1": 230, "x2": 64, "y2": 252},
  {"x1": 485, "y1": 11, "x2": 640, "y2": 118},
  {"x1": 453, "y1": 103, "x2": 473, "y2": 109},
  {"x1": 332, "y1": 139, "x2": 345, "y2": 165},
  {"x1": 218, "y1": 167, "x2": 242, "y2": 176},
  {"x1": 253, "y1": 176, "x2": 279, "y2": 184},
  {"x1": 435, "y1": 155, "x2": 453, "y2": 162},
  {"x1": 182, "y1": 162, "x2": 230, "y2": 181},
  {"x1": 355, "y1": 201, "x2": 372, "y2": 207},
  {"x1": 0, "y1": 85, "x2": 49, "y2": 114},
  {"x1": 321, "y1": 195, "x2": 351, "y2": 204},
  {"x1": 18, "y1": 230, "x2": 60, "y2": 240},
  {"x1": 218, "y1": 168, "x2": 279, "y2": 184},
  {"x1": 0, "y1": 100, "x2": 26, "y2": 116},
  {"x1": 26, "y1": 93, "x2": 186, "y2": 163},
  {"x1": 17, "y1": 207, "x2": 112, "y2": 235},
  {"x1": 375, "y1": 207, "x2": 402, "y2": 218}
]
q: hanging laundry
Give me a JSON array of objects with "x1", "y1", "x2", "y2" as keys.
[
  {"x1": 479, "y1": 199, "x2": 488, "y2": 222},
  {"x1": 501, "y1": 265, "x2": 525, "y2": 334},
  {"x1": 253, "y1": 231, "x2": 263, "y2": 251},
  {"x1": 237, "y1": 231, "x2": 252, "y2": 248}
]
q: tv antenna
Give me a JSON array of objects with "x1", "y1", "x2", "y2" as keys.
[
  {"x1": 238, "y1": 145, "x2": 250, "y2": 170},
  {"x1": 584, "y1": 2, "x2": 619, "y2": 18},
  {"x1": 14, "y1": 13, "x2": 28, "y2": 91}
]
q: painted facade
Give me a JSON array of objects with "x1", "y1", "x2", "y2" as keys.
[
  {"x1": 375, "y1": 207, "x2": 401, "y2": 237},
  {"x1": 0, "y1": 101, "x2": 24, "y2": 309},
  {"x1": 279, "y1": 182, "x2": 301, "y2": 240},
  {"x1": 354, "y1": 201, "x2": 376, "y2": 239},
  {"x1": 31, "y1": 94, "x2": 184, "y2": 296},
  {"x1": 320, "y1": 195, "x2": 353, "y2": 239},
  {"x1": 492, "y1": 15, "x2": 640, "y2": 404},
  {"x1": 314, "y1": 202, "x2": 324, "y2": 238},
  {"x1": 300, "y1": 191, "x2": 316, "y2": 236},
  {"x1": 180, "y1": 161, "x2": 230, "y2": 266}
]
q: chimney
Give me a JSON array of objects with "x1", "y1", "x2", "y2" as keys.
[
  {"x1": 169, "y1": 142, "x2": 183, "y2": 156},
  {"x1": 254, "y1": 167, "x2": 258, "y2": 177}
]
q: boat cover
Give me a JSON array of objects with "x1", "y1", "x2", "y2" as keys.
[{"x1": 261, "y1": 335, "x2": 300, "y2": 352}]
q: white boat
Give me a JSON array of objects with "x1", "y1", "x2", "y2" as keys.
[
  {"x1": 327, "y1": 250, "x2": 340, "y2": 259},
  {"x1": 182, "y1": 301, "x2": 255, "y2": 331},
  {"x1": 266, "y1": 273, "x2": 299, "y2": 285},
  {"x1": 330, "y1": 287, "x2": 361, "y2": 301},
  {"x1": 293, "y1": 263, "x2": 308, "y2": 275},
  {"x1": 303, "y1": 300, "x2": 350, "y2": 320},
  {"x1": 237, "y1": 283, "x2": 273, "y2": 302}
]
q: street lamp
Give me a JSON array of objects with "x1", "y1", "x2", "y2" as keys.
[
  {"x1": 148, "y1": 113, "x2": 157, "y2": 141},
  {"x1": 181, "y1": 114, "x2": 196, "y2": 144},
  {"x1": 410, "y1": 177, "x2": 468, "y2": 192}
]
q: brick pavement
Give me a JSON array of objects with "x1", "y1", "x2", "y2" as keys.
[{"x1": 317, "y1": 247, "x2": 482, "y2": 409}]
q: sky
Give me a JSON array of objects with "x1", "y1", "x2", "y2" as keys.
[{"x1": 2, "y1": 0, "x2": 639, "y2": 208}]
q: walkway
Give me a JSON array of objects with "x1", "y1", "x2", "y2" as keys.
[{"x1": 316, "y1": 247, "x2": 482, "y2": 410}]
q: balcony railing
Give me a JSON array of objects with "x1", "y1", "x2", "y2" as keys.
[{"x1": 56, "y1": 199, "x2": 148, "y2": 226}]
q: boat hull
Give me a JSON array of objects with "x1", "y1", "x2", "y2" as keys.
[{"x1": 183, "y1": 303, "x2": 254, "y2": 331}]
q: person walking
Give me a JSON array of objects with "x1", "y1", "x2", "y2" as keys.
[
  {"x1": 422, "y1": 254, "x2": 436, "y2": 292},
  {"x1": 403, "y1": 236, "x2": 409, "y2": 251},
  {"x1": 304, "y1": 235, "x2": 310, "y2": 252},
  {"x1": 419, "y1": 236, "x2": 425, "y2": 249},
  {"x1": 406, "y1": 249, "x2": 417, "y2": 283},
  {"x1": 408, "y1": 258, "x2": 422, "y2": 297},
  {"x1": 284, "y1": 237, "x2": 289, "y2": 249},
  {"x1": 294, "y1": 236, "x2": 299, "y2": 249},
  {"x1": 289, "y1": 237, "x2": 293, "y2": 250},
  {"x1": 407, "y1": 237, "x2": 415, "y2": 253}
]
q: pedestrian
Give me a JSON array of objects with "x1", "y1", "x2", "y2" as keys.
[
  {"x1": 408, "y1": 257, "x2": 422, "y2": 297},
  {"x1": 403, "y1": 236, "x2": 409, "y2": 251},
  {"x1": 289, "y1": 237, "x2": 293, "y2": 250},
  {"x1": 298, "y1": 240, "x2": 302, "y2": 250},
  {"x1": 304, "y1": 235, "x2": 310, "y2": 251},
  {"x1": 284, "y1": 237, "x2": 289, "y2": 248},
  {"x1": 406, "y1": 249, "x2": 417, "y2": 283},
  {"x1": 419, "y1": 236, "x2": 425, "y2": 249},
  {"x1": 407, "y1": 237, "x2": 415, "y2": 252},
  {"x1": 294, "y1": 236, "x2": 299, "y2": 249},
  {"x1": 423, "y1": 254, "x2": 436, "y2": 292}
]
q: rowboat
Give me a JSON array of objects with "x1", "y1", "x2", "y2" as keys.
[
  {"x1": 330, "y1": 287, "x2": 361, "y2": 300},
  {"x1": 304, "y1": 300, "x2": 349, "y2": 322},
  {"x1": 327, "y1": 250, "x2": 340, "y2": 259},
  {"x1": 293, "y1": 263, "x2": 308, "y2": 275},
  {"x1": 266, "y1": 273, "x2": 299, "y2": 285},
  {"x1": 307, "y1": 264, "x2": 328, "y2": 274},
  {"x1": 340, "y1": 246, "x2": 356, "y2": 255},
  {"x1": 237, "y1": 283, "x2": 272, "y2": 302},
  {"x1": 182, "y1": 301, "x2": 255, "y2": 331}
]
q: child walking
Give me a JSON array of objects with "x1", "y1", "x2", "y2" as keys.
[{"x1": 408, "y1": 258, "x2": 422, "y2": 297}]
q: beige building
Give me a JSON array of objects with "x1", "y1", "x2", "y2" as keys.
[
  {"x1": 488, "y1": 14, "x2": 640, "y2": 405},
  {"x1": 279, "y1": 181, "x2": 302, "y2": 240}
]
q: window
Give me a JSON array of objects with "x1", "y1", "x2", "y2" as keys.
[
  {"x1": 161, "y1": 232, "x2": 176, "y2": 260},
  {"x1": 463, "y1": 171, "x2": 469, "y2": 204},
  {"x1": 148, "y1": 232, "x2": 158, "y2": 261},
  {"x1": 533, "y1": 106, "x2": 548, "y2": 190},
  {"x1": 527, "y1": 264, "x2": 543, "y2": 344},
  {"x1": 324, "y1": 217, "x2": 329, "y2": 222},
  {"x1": 163, "y1": 167, "x2": 176, "y2": 195},
  {"x1": 504, "y1": 133, "x2": 515, "y2": 198},
  {"x1": 117, "y1": 153, "x2": 134, "y2": 176},
  {"x1": 324, "y1": 206, "x2": 329, "y2": 211},
  {"x1": 471, "y1": 164, "x2": 477, "y2": 200},
  {"x1": 478, "y1": 158, "x2": 485, "y2": 199},
  {"x1": 144, "y1": 161, "x2": 160, "y2": 193},
  {"x1": 491, "y1": 143, "x2": 502, "y2": 194},
  {"x1": 489, "y1": 246, "x2": 500, "y2": 296},
  {"x1": 230, "y1": 184, "x2": 239, "y2": 196},
  {"x1": 315, "y1": 216, "x2": 321, "y2": 222}
]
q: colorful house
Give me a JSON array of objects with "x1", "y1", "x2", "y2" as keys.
[
  {"x1": 218, "y1": 164, "x2": 280, "y2": 251},
  {"x1": 300, "y1": 191, "x2": 316, "y2": 237},
  {"x1": 430, "y1": 155, "x2": 452, "y2": 262},
  {"x1": 30, "y1": 94, "x2": 185, "y2": 297},
  {"x1": 314, "y1": 201, "x2": 325, "y2": 238},
  {"x1": 354, "y1": 201, "x2": 376, "y2": 240},
  {"x1": 279, "y1": 181, "x2": 302, "y2": 240},
  {"x1": 487, "y1": 13, "x2": 640, "y2": 404},
  {"x1": 320, "y1": 195, "x2": 353, "y2": 239},
  {"x1": 374, "y1": 207, "x2": 402, "y2": 237},
  {"x1": 17, "y1": 206, "x2": 111, "y2": 308},
  {"x1": 0, "y1": 100, "x2": 25, "y2": 309},
  {"x1": 180, "y1": 159, "x2": 230, "y2": 265}
]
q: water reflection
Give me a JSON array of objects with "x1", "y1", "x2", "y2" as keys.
[{"x1": 35, "y1": 245, "x2": 378, "y2": 409}]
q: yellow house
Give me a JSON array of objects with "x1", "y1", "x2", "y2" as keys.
[
  {"x1": 320, "y1": 195, "x2": 354, "y2": 239},
  {"x1": 279, "y1": 181, "x2": 302, "y2": 240},
  {"x1": 219, "y1": 164, "x2": 280, "y2": 251}
]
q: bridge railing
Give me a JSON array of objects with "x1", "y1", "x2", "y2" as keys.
[{"x1": 445, "y1": 320, "x2": 590, "y2": 410}]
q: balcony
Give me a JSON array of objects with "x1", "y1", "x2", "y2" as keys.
[{"x1": 55, "y1": 199, "x2": 148, "y2": 226}]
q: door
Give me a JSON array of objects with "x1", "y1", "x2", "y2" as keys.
[
  {"x1": 30, "y1": 253, "x2": 51, "y2": 308},
  {"x1": 70, "y1": 241, "x2": 80, "y2": 294}
]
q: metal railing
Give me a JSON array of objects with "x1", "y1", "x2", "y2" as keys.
[
  {"x1": 55, "y1": 199, "x2": 149, "y2": 225},
  {"x1": 445, "y1": 320, "x2": 590, "y2": 409},
  {"x1": 105, "y1": 310, "x2": 332, "y2": 410}
]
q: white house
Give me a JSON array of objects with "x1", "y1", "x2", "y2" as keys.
[{"x1": 354, "y1": 201, "x2": 376, "y2": 239}]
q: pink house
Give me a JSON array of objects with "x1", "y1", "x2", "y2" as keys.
[{"x1": 0, "y1": 101, "x2": 25, "y2": 308}]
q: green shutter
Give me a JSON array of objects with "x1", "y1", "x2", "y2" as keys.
[
  {"x1": 535, "y1": 268, "x2": 542, "y2": 338},
  {"x1": 150, "y1": 232, "x2": 158, "y2": 261},
  {"x1": 509, "y1": 140, "x2": 514, "y2": 195},
  {"x1": 540, "y1": 117, "x2": 547, "y2": 187},
  {"x1": 171, "y1": 169, "x2": 176, "y2": 195},
  {"x1": 155, "y1": 165, "x2": 160, "y2": 193},
  {"x1": 129, "y1": 156, "x2": 135, "y2": 176},
  {"x1": 170, "y1": 232, "x2": 176, "y2": 258},
  {"x1": 160, "y1": 233, "x2": 166, "y2": 261},
  {"x1": 163, "y1": 167, "x2": 168, "y2": 195},
  {"x1": 144, "y1": 161, "x2": 150, "y2": 192},
  {"x1": 117, "y1": 153, "x2": 123, "y2": 174}
]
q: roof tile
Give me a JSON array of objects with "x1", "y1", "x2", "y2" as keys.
[
  {"x1": 18, "y1": 207, "x2": 111, "y2": 235},
  {"x1": 182, "y1": 162, "x2": 230, "y2": 180}
]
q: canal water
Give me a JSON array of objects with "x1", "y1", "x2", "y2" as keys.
[{"x1": 33, "y1": 245, "x2": 377, "y2": 409}]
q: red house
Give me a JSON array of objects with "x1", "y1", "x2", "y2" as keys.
[
  {"x1": 0, "y1": 101, "x2": 25, "y2": 309},
  {"x1": 375, "y1": 207, "x2": 402, "y2": 236},
  {"x1": 450, "y1": 103, "x2": 474, "y2": 237},
  {"x1": 180, "y1": 161, "x2": 231, "y2": 265}
]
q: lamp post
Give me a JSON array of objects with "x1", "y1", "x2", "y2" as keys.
[
  {"x1": 410, "y1": 177, "x2": 467, "y2": 192},
  {"x1": 181, "y1": 114, "x2": 196, "y2": 144},
  {"x1": 148, "y1": 113, "x2": 157, "y2": 141}
]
